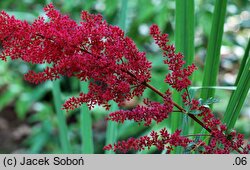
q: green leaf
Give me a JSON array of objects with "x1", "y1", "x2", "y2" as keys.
[
  {"x1": 105, "y1": 102, "x2": 119, "y2": 154},
  {"x1": 223, "y1": 38, "x2": 250, "y2": 132},
  {"x1": 172, "y1": 0, "x2": 195, "y2": 154},
  {"x1": 27, "y1": 120, "x2": 52, "y2": 153},
  {"x1": 0, "y1": 84, "x2": 21, "y2": 111},
  {"x1": 194, "y1": 0, "x2": 228, "y2": 135},
  {"x1": 200, "y1": 0, "x2": 227, "y2": 105},
  {"x1": 15, "y1": 83, "x2": 50, "y2": 120},
  {"x1": 51, "y1": 80, "x2": 71, "y2": 153},
  {"x1": 80, "y1": 81, "x2": 94, "y2": 154},
  {"x1": 235, "y1": 38, "x2": 250, "y2": 85},
  {"x1": 199, "y1": 97, "x2": 220, "y2": 106}
]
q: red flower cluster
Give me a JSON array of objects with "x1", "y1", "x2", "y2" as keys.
[
  {"x1": 197, "y1": 106, "x2": 249, "y2": 154},
  {"x1": 107, "y1": 89, "x2": 173, "y2": 126},
  {"x1": 181, "y1": 95, "x2": 250, "y2": 154},
  {"x1": 150, "y1": 24, "x2": 197, "y2": 91},
  {"x1": 104, "y1": 25, "x2": 250, "y2": 154},
  {"x1": 105, "y1": 103, "x2": 250, "y2": 153},
  {"x1": 0, "y1": 4, "x2": 151, "y2": 110},
  {"x1": 1, "y1": 4, "x2": 249, "y2": 154},
  {"x1": 103, "y1": 128, "x2": 192, "y2": 153}
]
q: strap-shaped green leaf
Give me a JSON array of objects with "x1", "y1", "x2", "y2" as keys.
[
  {"x1": 194, "y1": 0, "x2": 227, "y2": 134},
  {"x1": 80, "y1": 81, "x2": 94, "y2": 153},
  {"x1": 223, "y1": 38, "x2": 250, "y2": 131},
  {"x1": 171, "y1": 0, "x2": 195, "y2": 153}
]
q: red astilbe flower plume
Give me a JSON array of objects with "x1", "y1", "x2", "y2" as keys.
[
  {"x1": 104, "y1": 25, "x2": 250, "y2": 154},
  {"x1": 103, "y1": 128, "x2": 192, "y2": 153},
  {"x1": 0, "y1": 4, "x2": 151, "y2": 110},
  {"x1": 150, "y1": 24, "x2": 197, "y2": 91},
  {"x1": 181, "y1": 95, "x2": 250, "y2": 154},
  {"x1": 107, "y1": 89, "x2": 173, "y2": 126},
  {"x1": 197, "y1": 106, "x2": 249, "y2": 154},
  {"x1": 105, "y1": 100, "x2": 250, "y2": 154},
  {"x1": 1, "y1": 4, "x2": 249, "y2": 154}
]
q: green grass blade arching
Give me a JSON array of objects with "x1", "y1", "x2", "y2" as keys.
[
  {"x1": 235, "y1": 38, "x2": 250, "y2": 85},
  {"x1": 223, "y1": 38, "x2": 250, "y2": 131},
  {"x1": 170, "y1": 0, "x2": 194, "y2": 153},
  {"x1": 194, "y1": 0, "x2": 227, "y2": 134},
  {"x1": 105, "y1": 0, "x2": 128, "y2": 154},
  {"x1": 52, "y1": 80, "x2": 71, "y2": 153},
  {"x1": 80, "y1": 82, "x2": 94, "y2": 153}
]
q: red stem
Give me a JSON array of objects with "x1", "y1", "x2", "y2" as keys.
[
  {"x1": 143, "y1": 82, "x2": 243, "y2": 154},
  {"x1": 142, "y1": 82, "x2": 212, "y2": 133}
]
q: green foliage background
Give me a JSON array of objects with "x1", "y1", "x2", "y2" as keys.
[{"x1": 0, "y1": 0, "x2": 249, "y2": 153}]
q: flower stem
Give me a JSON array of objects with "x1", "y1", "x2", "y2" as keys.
[
  {"x1": 76, "y1": 46, "x2": 212, "y2": 134},
  {"x1": 142, "y1": 82, "x2": 212, "y2": 133},
  {"x1": 143, "y1": 82, "x2": 244, "y2": 153}
]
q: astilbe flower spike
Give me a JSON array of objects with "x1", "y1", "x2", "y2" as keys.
[
  {"x1": 103, "y1": 128, "x2": 192, "y2": 153},
  {"x1": 1, "y1": 4, "x2": 249, "y2": 154},
  {"x1": 0, "y1": 3, "x2": 151, "y2": 110},
  {"x1": 104, "y1": 25, "x2": 250, "y2": 154},
  {"x1": 107, "y1": 89, "x2": 173, "y2": 126},
  {"x1": 150, "y1": 24, "x2": 197, "y2": 91}
]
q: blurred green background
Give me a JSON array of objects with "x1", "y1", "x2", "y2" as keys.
[{"x1": 0, "y1": 0, "x2": 249, "y2": 153}]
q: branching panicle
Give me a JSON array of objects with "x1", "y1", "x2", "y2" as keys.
[
  {"x1": 0, "y1": 4, "x2": 249, "y2": 154},
  {"x1": 0, "y1": 4, "x2": 151, "y2": 110}
]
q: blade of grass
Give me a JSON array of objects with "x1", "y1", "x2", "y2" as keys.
[
  {"x1": 223, "y1": 38, "x2": 250, "y2": 131},
  {"x1": 170, "y1": 0, "x2": 194, "y2": 153},
  {"x1": 118, "y1": 0, "x2": 128, "y2": 29},
  {"x1": 235, "y1": 38, "x2": 250, "y2": 85},
  {"x1": 170, "y1": 92, "x2": 182, "y2": 153},
  {"x1": 175, "y1": 0, "x2": 195, "y2": 67},
  {"x1": 105, "y1": 102, "x2": 119, "y2": 154},
  {"x1": 80, "y1": 81, "x2": 94, "y2": 153},
  {"x1": 52, "y1": 80, "x2": 71, "y2": 153},
  {"x1": 194, "y1": 0, "x2": 227, "y2": 135},
  {"x1": 105, "y1": 0, "x2": 128, "y2": 154}
]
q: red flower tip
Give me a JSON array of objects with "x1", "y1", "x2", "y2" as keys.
[
  {"x1": 0, "y1": 4, "x2": 151, "y2": 111},
  {"x1": 44, "y1": 3, "x2": 54, "y2": 12}
]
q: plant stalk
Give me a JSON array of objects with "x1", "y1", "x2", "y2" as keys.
[
  {"x1": 142, "y1": 82, "x2": 212, "y2": 133},
  {"x1": 52, "y1": 80, "x2": 71, "y2": 153},
  {"x1": 80, "y1": 81, "x2": 94, "y2": 153}
]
